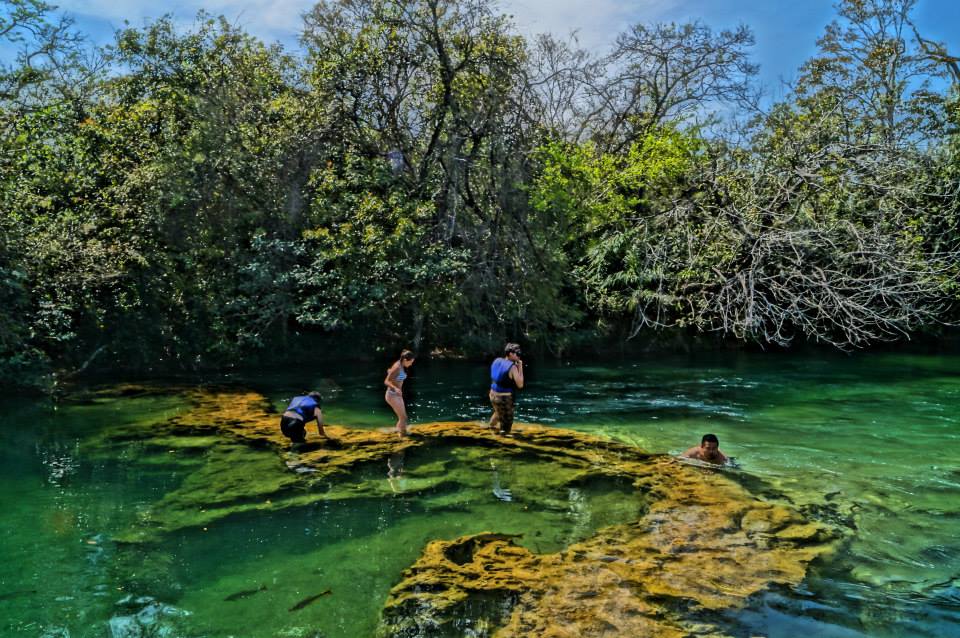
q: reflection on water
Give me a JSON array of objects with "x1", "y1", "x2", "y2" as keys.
[
  {"x1": 0, "y1": 351, "x2": 958, "y2": 636},
  {"x1": 387, "y1": 450, "x2": 405, "y2": 493},
  {"x1": 489, "y1": 459, "x2": 513, "y2": 502}
]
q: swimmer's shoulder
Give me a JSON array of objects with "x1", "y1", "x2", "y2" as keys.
[{"x1": 676, "y1": 455, "x2": 740, "y2": 470}]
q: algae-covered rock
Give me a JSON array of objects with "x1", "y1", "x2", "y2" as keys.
[
  {"x1": 378, "y1": 456, "x2": 838, "y2": 637},
  {"x1": 740, "y1": 504, "x2": 803, "y2": 533},
  {"x1": 86, "y1": 385, "x2": 839, "y2": 637},
  {"x1": 94, "y1": 388, "x2": 656, "y2": 542}
]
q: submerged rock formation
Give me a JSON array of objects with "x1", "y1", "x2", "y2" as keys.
[
  {"x1": 88, "y1": 386, "x2": 838, "y2": 636},
  {"x1": 379, "y1": 458, "x2": 832, "y2": 637}
]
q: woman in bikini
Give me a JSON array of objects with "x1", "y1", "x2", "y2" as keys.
[{"x1": 384, "y1": 350, "x2": 416, "y2": 436}]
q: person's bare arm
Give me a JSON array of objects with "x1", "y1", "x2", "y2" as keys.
[
  {"x1": 681, "y1": 446, "x2": 701, "y2": 459},
  {"x1": 315, "y1": 407, "x2": 326, "y2": 437},
  {"x1": 510, "y1": 360, "x2": 524, "y2": 389}
]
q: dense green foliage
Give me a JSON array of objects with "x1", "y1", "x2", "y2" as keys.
[{"x1": 1, "y1": 0, "x2": 958, "y2": 389}]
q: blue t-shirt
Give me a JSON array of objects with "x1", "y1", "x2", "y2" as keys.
[{"x1": 286, "y1": 395, "x2": 320, "y2": 421}]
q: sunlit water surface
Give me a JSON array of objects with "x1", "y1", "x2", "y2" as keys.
[{"x1": 1, "y1": 351, "x2": 958, "y2": 637}]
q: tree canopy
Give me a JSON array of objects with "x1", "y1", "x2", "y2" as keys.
[{"x1": 1, "y1": 0, "x2": 958, "y2": 389}]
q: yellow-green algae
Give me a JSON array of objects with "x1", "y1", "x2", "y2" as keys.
[
  {"x1": 379, "y1": 463, "x2": 834, "y2": 637},
  {"x1": 88, "y1": 386, "x2": 838, "y2": 636}
]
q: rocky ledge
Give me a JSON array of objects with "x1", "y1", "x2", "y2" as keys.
[{"x1": 89, "y1": 386, "x2": 838, "y2": 636}]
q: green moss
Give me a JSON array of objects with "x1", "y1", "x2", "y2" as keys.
[{"x1": 85, "y1": 386, "x2": 837, "y2": 638}]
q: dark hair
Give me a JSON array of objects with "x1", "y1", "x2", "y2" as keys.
[
  {"x1": 400, "y1": 350, "x2": 415, "y2": 361},
  {"x1": 701, "y1": 433, "x2": 719, "y2": 445},
  {"x1": 504, "y1": 342, "x2": 522, "y2": 356},
  {"x1": 307, "y1": 391, "x2": 323, "y2": 401}
]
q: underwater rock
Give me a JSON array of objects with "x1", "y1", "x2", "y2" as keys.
[
  {"x1": 739, "y1": 504, "x2": 802, "y2": 533},
  {"x1": 107, "y1": 614, "x2": 147, "y2": 638},
  {"x1": 774, "y1": 522, "x2": 830, "y2": 543},
  {"x1": 90, "y1": 386, "x2": 839, "y2": 637},
  {"x1": 115, "y1": 594, "x2": 156, "y2": 608},
  {"x1": 107, "y1": 600, "x2": 190, "y2": 638},
  {"x1": 378, "y1": 457, "x2": 837, "y2": 637},
  {"x1": 62, "y1": 383, "x2": 183, "y2": 404}
]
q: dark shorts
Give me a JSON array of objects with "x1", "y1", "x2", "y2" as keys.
[
  {"x1": 280, "y1": 415, "x2": 306, "y2": 443},
  {"x1": 490, "y1": 392, "x2": 515, "y2": 434}
]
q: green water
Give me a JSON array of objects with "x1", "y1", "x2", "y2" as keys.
[{"x1": 1, "y1": 351, "x2": 959, "y2": 637}]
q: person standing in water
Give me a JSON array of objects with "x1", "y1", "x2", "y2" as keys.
[
  {"x1": 384, "y1": 350, "x2": 416, "y2": 436},
  {"x1": 489, "y1": 343, "x2": 524, "y2": 436},
  {"x1": 280, "y1": 391, "x2": 326, "y2": 445}
]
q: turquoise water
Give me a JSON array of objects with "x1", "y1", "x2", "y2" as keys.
[{"x1": 1, "y1": 351, "x2": 959, "y2": 636}]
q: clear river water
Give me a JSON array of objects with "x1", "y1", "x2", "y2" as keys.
[{"x1": 1, "y1": 350, "x2": 958, "y2": 637}]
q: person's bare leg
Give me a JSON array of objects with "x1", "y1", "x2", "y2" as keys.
[
  {"x1": 395, "y1": 403, "x2": 408, "y2": 436},
  {"x1": 386, "y1": 391, "x2": 408, "y2": 436}
]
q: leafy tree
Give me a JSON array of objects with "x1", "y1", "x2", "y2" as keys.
[
  {"x1": 299, "y1": 0, "x2": 571, "y2": 351},
  {"x1": 527, "y1": 0, "x2": 958, "y2": 348},
  {"x1": 529, "y1": 126, "x2": 704, "y2": 336},
  {"x1": 2, "y1": 0, "x2": 959, "y2": 390},
  {"x1": 588, "y1": 21, "x2": 758, "y2": 152},
  {"x1": 795, "y1": 0, "x2": 947, "y2": 145},
  {"x1": 0, "y1": 0, "x2": 101, "y2": 110},
  {"x1": 104, "y1": 15, "x2": 313, "y2": 364}
]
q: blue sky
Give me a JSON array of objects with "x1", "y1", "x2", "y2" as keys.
[{"x1": 6, "y1": 0, "x2": 960, "y2": 97}]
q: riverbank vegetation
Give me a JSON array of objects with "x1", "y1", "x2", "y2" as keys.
[{"x1": 2, "y1": 0, "x2": 959, "y2": 389}]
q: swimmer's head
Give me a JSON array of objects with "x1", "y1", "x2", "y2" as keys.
[{"x1": 700, "y1": 433, "x2": 722, "y2": 459}]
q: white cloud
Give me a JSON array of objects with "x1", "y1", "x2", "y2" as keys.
[
  {"x1": 57, "y1": 0, "x2": 315, "y2": 44},
  {"x1": 502, "y1": 0, "x2": 680, "y2": 51},
  {"x1": 55, "y1": 0, "x2": 678, "y2": 51}
]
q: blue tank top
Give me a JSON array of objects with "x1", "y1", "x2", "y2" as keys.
[
  {"x1": 286, "y1": 395, "x2": 319, "y2": 421},
  {"x1": 490, "y1": 358, "x2": 516, "y2": 393}
]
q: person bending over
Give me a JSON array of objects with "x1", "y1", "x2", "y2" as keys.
[{"x1": 280, "y1": 391, "x2": 326, "y2": 444}]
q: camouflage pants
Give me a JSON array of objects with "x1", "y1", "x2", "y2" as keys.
[{"x1": 489, "y1": 391, "x2": 515, "y2": 434}]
